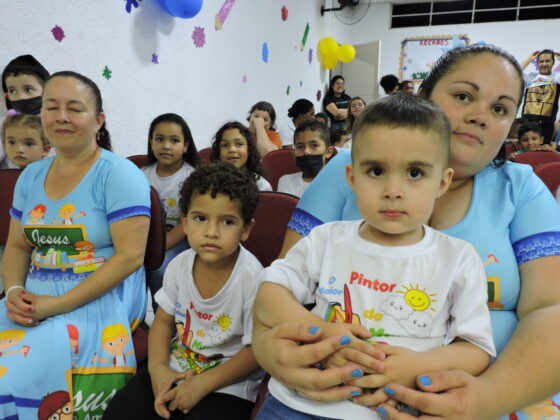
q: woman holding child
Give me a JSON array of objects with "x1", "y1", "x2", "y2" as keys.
[
  {"x1": 1, "y1": 71, "x2": 150, "y2": 419},
  {"x1": 253, "y1": 44, "x2": 560, "y2": 419}
]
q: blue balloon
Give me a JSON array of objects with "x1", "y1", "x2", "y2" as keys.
[{"x1": 159, "y1": 0, "x2": 203, "y2": 19}]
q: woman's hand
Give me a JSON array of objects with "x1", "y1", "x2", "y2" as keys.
[
  {"x1": 377, "y1": 370, "x2": 494, "y2": 420},
  {"x1": 253, "y1": 322, "x2": 369, "y2": 402},
  {"x1": 10, "y1": 290, "x2": 62, "y2": 323},
  {"x1": 5, "y1": 288, "x2": 38, "y2": 326}
]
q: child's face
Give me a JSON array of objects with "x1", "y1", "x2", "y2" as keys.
[
  {"x1": 3, "y1": 125, "x2": 49, "y2": 169},
  {"x1": 219, "y1": 128, "x2": 249, "y2": 169},
  {"x1": 334, "y1": 134, "x2": 350, "y2": 148},
  {"x1": 4, "y1": 74, "x2": 43, "y2": 101},
  {"x1": 150, "y1": 121, "x2": 187, "y2": 169},
  {"x1": 102, "y1": 333, "x2": 129, "y2": 355},
  {"x1": 249, "y1": 110, "x2": 272, "y2": 131},
  {"x1": 182, "y1": 192, "x2": 253, "y2": 266},
  {"x1": 294, "y1": 130, "x2": 332, "y2": 160},
  {"x1": 346, "y1": 126, "x2": 453, "y2": 246},
  {"x1": 350, "y1": 100, "x2": 365, "y2": 117},
  {"x1": 519, "y1": 131, "x2": 543, "y2": 151}
]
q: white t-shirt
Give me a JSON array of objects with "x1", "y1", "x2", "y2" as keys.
[
  {"x1": 142, "y1": 162, "x2": 194, "y2": 230},
  {"x1": 256, "y1": 175, "x2": 272, "y2": 192},
  {"x1": 277, "y1": 172, "x2": 309, "y2": 198},
  {"x1": 261, "y1": 220, "x2": 494, "y2": 420},
  {"x1": 278, "y1": 120, "x2": 295, "y2": 147},
  {"x1": 154, "y1": 245, "x2": 264, "y2": 402}
]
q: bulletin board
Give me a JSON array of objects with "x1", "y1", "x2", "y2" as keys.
[{"x1": 399, "y1": 35, "x2": 470, "y2": 82}]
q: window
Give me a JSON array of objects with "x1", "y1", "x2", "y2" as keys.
[{"x1": 391, "y1": 1, "x2": 559, "y2": 28}]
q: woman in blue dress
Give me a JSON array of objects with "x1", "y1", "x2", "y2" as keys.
[
  {"x1": 253, "y1": 45, "x2": 560, "y2": 419},
  {"x1": 1, "y1": 71, "x2": 150, "y2": 419}
]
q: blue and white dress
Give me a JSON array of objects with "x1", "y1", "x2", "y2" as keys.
[
  {"x1": 0, "y1": 149, "x2": 150, "y2": 420},
  {"x1": 289, "y1": 150, "x2": 560, "y2": 420}
]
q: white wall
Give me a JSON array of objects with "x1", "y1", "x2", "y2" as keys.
[
  {"x1": 1, "y1": 0, "x2": 340, "y2": 155},
  {"x1": 331, "y1": 2, "x2": 560, "y2": 93}
]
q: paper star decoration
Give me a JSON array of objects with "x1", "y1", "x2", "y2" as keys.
[
  {"x1": 192, "y1": 26, "x2": 206, "y2": 48},
  {"x1": 125, "y1": 0, "x2": 141, "y2": 13},
  {"x1": 152, "y1": 53, "x2": 159, "y2": 64}
]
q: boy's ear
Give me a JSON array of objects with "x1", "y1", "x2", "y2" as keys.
[
  {"x1": 325, "y1": 146, "x2": 335, "y2": 159},
  {"x1": 437, "y1": 167, "x2": 454, "y2": 198},
  {"x1": 181, "y1": 215, "x2": 189, "y2": 236},
  {"x1": 42, "y1": 144, "x2": 51, "y2": 158},
  {"x1": 241, "y1": 218, "x2": 256, "y2": 242},
  {"x1": 345, "y1": 163, "x2": 356, "y2": 191}
]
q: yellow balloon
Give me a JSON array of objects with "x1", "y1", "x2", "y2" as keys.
[
  {"x1": 319, "y1": 37, "x2": 339, "y2": 57},
  {"x1": 322, "y1": 55, "x2": 338, "y2": 70},
  {"x1": 336, "y1": 44, "x2": 356, "y2": 63}
]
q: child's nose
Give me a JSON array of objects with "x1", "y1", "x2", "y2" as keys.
[{"x1": 383, "y1": 177, "x2": 403, "y2": 199}]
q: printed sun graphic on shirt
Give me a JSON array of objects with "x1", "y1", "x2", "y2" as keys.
[
  {"x1": 171, "y1": 310, "x2": 223, "y2": 374},
  {"x1": 398, "y1": 284, "x2": 437, "y2": 312},
  {"x1": 0, "y1": 329, "x2": 31, "y2": 377}
]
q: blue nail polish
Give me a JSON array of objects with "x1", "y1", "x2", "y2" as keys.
[
  {"x1": 308, "y1": 326, "x2": 319, "y2": 335},
  {"x1": 377, "y1": 407, "x2": 387, "y2": 417},
  {"x1": 351, "y1": 369, "x2": 363, "y2": 378},
  {"x1": 419, "y1": 376, "x2": 431, "y2": 386},
  {"x1": 384, "y1": 387, "x2": 395, "y2": 396},
  {"x1": 350, "y1": 390, "x2": 361, "y2": 397},
  {"x1": 339, "y1": 336, "x2": 351, "y2": 345}
]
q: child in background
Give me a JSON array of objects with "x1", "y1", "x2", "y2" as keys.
[
  {"x1": 1, "y1": 114, "x2": 50, "y2": 169},
  {"x1": 277, "y1": 120, "x2": 334, "y2": 198},
  {"x1": 0, "y1": 114, "x2": 50, "y2": 292},
  {"x1": 331, "y1": 130, "x2": 351, "y2": 149},
  {"x1": 254, "y1": 94, "x2": 494, "y2": 420},
  {"x1": 141, "y1": 113, "x2": 200, "y2": 305},
  {"x1": 345, "y1": 97, "x2": 366, "y2": 136},
  {"x1": 509, "y1": 122, "x2": 554, "y2": 159},
  {"x1": 247, "y1": 101, "x2": 281, "y2": 157},
  {"x1": 314, "y1": 112, "x2": 329, "y2": 126},
  {"x1": 279, "y1": 99, "x2": 315, "y2": 150},
  {"x1": 104, "y1": 162, "x2": 263, "y2": 420},
  {"x1": 1, "y1": 55, "x2": 50, "y2": 168},
  {"x1": 211, "y1": 121, "x2": 272, "y2": 191}
]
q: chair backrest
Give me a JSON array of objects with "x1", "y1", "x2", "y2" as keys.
[
  {"x1": 127, "y1": 154, "x2": 148, "y2": 169},
  {"x1": 0, "y1": 169, "x2": 22, "y2": 246},
  {"x1": 145, "y1": 186, "x2": 166, "y2": 271},
  {"x1": 243, "y1": 191, "x2": 299, "y2": 267},
  {"x1": 198, "y1": 147, "x2": 212, "y2": 164},
  {"x1": 261, "y1": 149, "x2": 299, "y2": 191},
  {"x1": 504, "y1": 142, "x2": 517, "y2": 157},
  {"x1": 534, "y1": 161, "x2": 560, "y2": 195},
  {"x1": 512, "y1": 151, "x2": 560, "y2": 170}
]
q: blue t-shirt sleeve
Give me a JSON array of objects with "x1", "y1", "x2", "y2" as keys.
[
  {"x1": 288, "y1": 150, "x2": 353, "y2": 236},
  {"x1": 10, "y1": 161, "x2": 44, "y2": 220},
  {"x1": 507, "y1": 164, "x2": 560, "y2": 264},
  {"x1": 102, "y1": 157, "x2": 151, "y2": 224}
]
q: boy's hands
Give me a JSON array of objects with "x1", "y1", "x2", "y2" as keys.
[
  {"x1": 155, "y1": 371, "x2": 211, "y2": 418},
  {"x1": 150, "y1": 364, "x2": 191, "y2": 418},
  {"x1": 350, "y1": 344, "x2": 423, "y2": 407},
  {"x1": 321, "y1": 323, "x2": 385, "y2": 374}
]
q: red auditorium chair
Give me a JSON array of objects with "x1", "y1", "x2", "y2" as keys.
[
  {"x1": 198, "y1": 147, "x2": 213, "y2": 164},
  {"x1": 261, "y1": 149, "x2": 299, "y2": 191},
  {"x1": 127, "y1": 154, "x2": 148, "y2": 169},
  {"x1": 535, "y1": 161, "x2": 560, "y2": 196},
  {"x1": 511, "y1": 151, "x2": 560, "y2": 170},
  {"x1": 0, "y1": 169, "x2": 22, "y2": 247}
]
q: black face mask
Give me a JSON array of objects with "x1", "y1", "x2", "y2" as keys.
[
  {"x1": 295, "y1": 154, "x2": 324, "y2": 178},
  {"x1": 10, "y1": 96, "x2": 42, "y2": 115}
]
